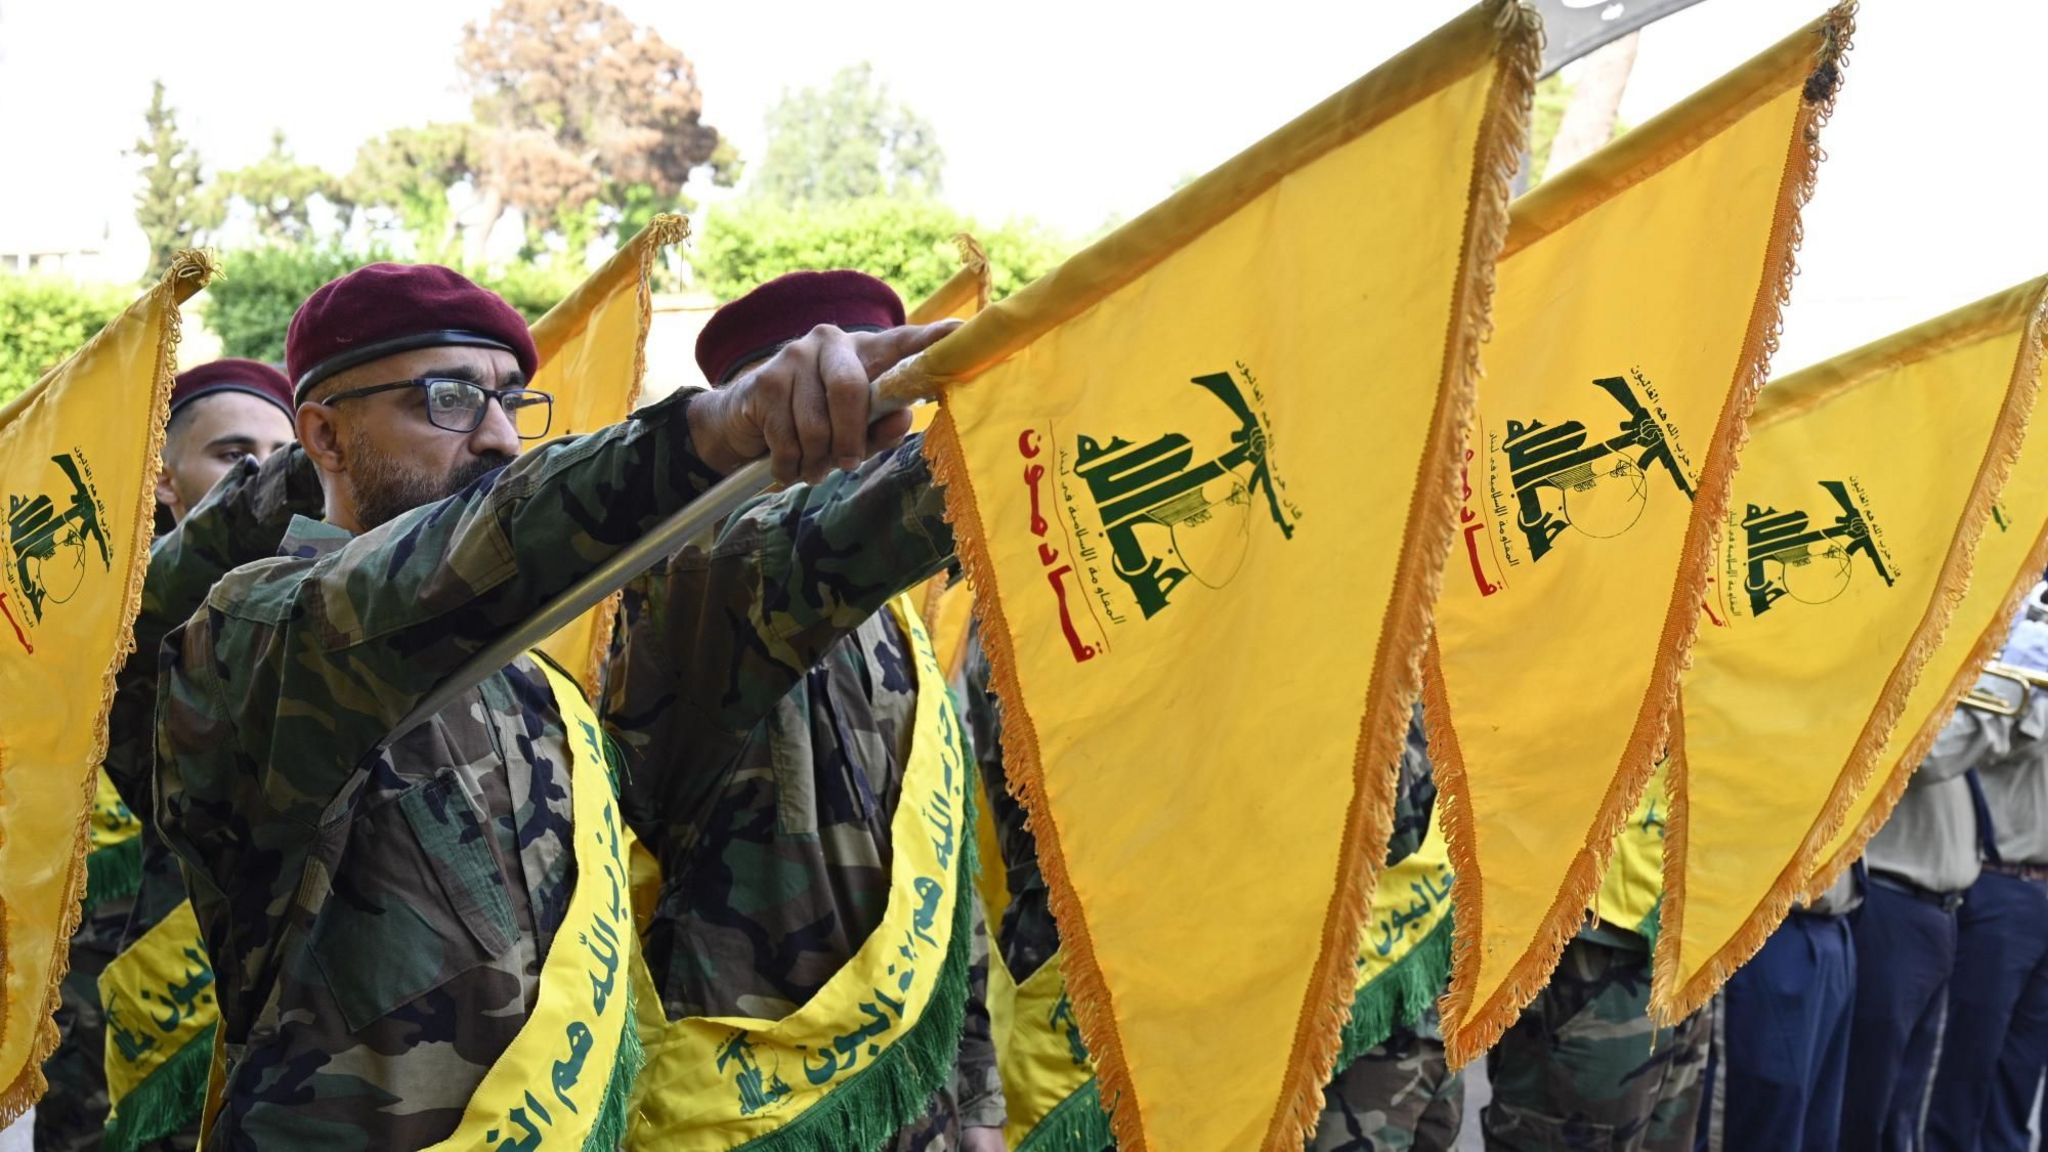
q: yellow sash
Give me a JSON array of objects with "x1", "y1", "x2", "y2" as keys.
[
  {"x1": 191, "y1": 658, "x2": 634, "y2": 1148},
  {"x1": 987, "y1": 812, "x2": 1457, "y2": 1151},
  {"x1": 1592, "y1": 759, "x2": 1669, "y2": 942},
  {"x1": 84, "y1": 769, "x2": 142, "y2": 910},
  {"x1": 988, "y1": 951, "x2": 1102, "y2": 1152},
  {"x1": 100, "y1": 901, "x2": 214, "y2": 1152},
  {"x1": 627, "y1": 595, "x2": 973, "y2": 1151},
  {"x1": 418, "y1": 655, "x2": 638, "y2": 1151},
  {"x1": 1342, "y1": 811, "x2": 1454, "y2": 1059}
]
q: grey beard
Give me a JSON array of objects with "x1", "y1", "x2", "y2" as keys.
[{"x1": 350, "y1": 443, "x2": 511, "y2": 532}]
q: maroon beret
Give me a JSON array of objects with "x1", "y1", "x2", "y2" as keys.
[
  {"x1": 170, "y1": 358, "x2": 294, "y2": 419},
  {"x1": 285, "y1": 262, "x2": 537, "y2": 402},
  {"x1": 696, "y1": 270, "x2": 905, "y2": 385}
]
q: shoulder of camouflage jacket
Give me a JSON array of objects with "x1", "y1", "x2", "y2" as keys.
[
  {"x1": 104, "y1": 445, "x2": 322, "y2": 814},
  {"x1": 603, "y1": 433, "x2": 952, "y2": 804}
]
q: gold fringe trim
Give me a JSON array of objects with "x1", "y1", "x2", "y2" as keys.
[
  {"x1": 1802, "y1": 282, "x2": 2048, "y2": 901},
  {"x1": 1644, "y1": 0, "x2": 1854, "y2": 1030},
  {"x1": 1644, "y1": 0, "x2": 1853, "y2": 1028},
  {"x1": 925, "y1": 404, "x2": 1136, "y2": 1140},
  {"x1": 0, "y1": 250, "x2": 213, "y2": 1125},
  {"x1": 526, "y1": 215, "x2": 690, "y2": 697},
  {"x1": 1264, "y1": 0, "x2": 1538, "y2": 1130},
  {"x1": 1432, "y1": 4, "x2": 1856, "y2": 1066},
  {"x1": 1655, "y1": 277, "x2": 2048, "y2": 1023},
  {"x1": 530, "y1": 213, "x2": 690, "y2": 364},
  {"x1": 924, "y1": 5, "x2": 1537, "y2": 1147}
]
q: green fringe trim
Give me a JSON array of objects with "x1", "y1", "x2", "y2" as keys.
[
  {"x1": 1334, "y1": 909, "x2": 1456, "y2": 1074},
  {"x1": 1014, "y1": 1078, "x2": 1115, "y2": 1152},
  {"x1": 84, "y1": 838, "x2": 143, "y2": 912},
  {"x1": 730, "y1": 757, "x2": 980, "y2": 1152},
  {"x1": 102, "y1": 1021, "x2": 213, "y2": 1152},
  {"x1": 585, "y1": 979, "x2": 647, "y2": 1152}
]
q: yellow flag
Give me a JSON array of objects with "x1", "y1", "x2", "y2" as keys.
[
  {"x1": 1655, "y1": 279, "x2": 2046, "y2": 1021},
  {"x1": 1424, "y1": 6, "x2": 1851, "y2": 1065},
  {"x1": 908, "y1": 5, "x2": 1537, "y2": 1148},
  {"x1": 529, "y1": 214, "x2": 689, "y2": 695},
  {"x1": 1808, "y1": 285, "x2": 2048, "y2": 896},
  {"x1": 0, "y1": 251, "x2": 214, "y2": 1122}
]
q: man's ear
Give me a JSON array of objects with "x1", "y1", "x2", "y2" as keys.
[
  {"x1": 153, "y1": 467, "x2": 182, "y2": 522},
  {"x1": 296, "y1": 402, "x2": 347, "y2": 474}
]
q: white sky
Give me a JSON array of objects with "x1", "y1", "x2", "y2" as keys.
[{"x1": 2, "y1": 0, "x2": 2046, "y2": 373}]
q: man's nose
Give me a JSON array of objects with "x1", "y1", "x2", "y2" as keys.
[{"x1": 469, "y1": 396, "x2": 522, "y2": 458}]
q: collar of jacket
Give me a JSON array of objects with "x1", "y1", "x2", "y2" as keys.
[{"x1": 277, "y1": 514, "x2": 352, "y2": 561}]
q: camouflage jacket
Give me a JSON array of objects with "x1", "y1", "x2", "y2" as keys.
[
  {"x1": 601, "y1": 439, "x2": 1006, "y2": 1136},
  {"x1": 106, "y1": 447, "x2": 327, "y2": 955},
  {"x1": 1386, "y1": 704, "x2": 1436, "y2": 868},
  {"x1": 957, "y1": 625, "x2": 1059, "y2": 983},
  {"x1": 154, "y1": 387, "x2": 730, "y2": 1150}
]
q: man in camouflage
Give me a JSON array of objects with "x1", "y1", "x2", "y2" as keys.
[
  {"x1": 40, "y1": 360, "x2": 299, "y2": 1152},
  {"x1": 152, "y1": 262, "x2": 950, "y2": 1149},
  {"x1": 603, "y1": 270, "x2": 1003, "y2": 1151}
]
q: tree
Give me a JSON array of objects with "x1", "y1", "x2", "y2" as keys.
[
  {"x1": 215, "y1": 130, "x2": 347, "y2": 244},
  {"x1": 458, "y1": 0, "x2": 724, "y2": 254},
  {"x1": 1527, "y1": 75, "x2": 1572, "y2": 184},
  {"x1": 205, "y1": 243, "x2": 582, "y2": 362},
  {"x1": 203, "y1": 245, "x2": 366, "y2": 362},
  {"x1": 1543, "y1": 33, "x2": 1638, "y2": 178},
  {"x1": 345, "y1": 123, "x2": 481, "y2": 259},
  {"x1": 752, "y1": 63, "x2": 943, "y2": 207},
  {"x1": 1525, "y1": 48, "x2": 1635, "y2": 189},
  {"x1": 0, "y1": 277, "x2": 129, "y2": 405},
  {"x1": 694, "y1": 197, "x2": 1065, "y2": 305},
  {"x1": 130, "y1": 80, "x2": 217, "y2": 281}
]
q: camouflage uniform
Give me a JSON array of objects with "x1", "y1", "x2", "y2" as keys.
[
  {"x1": 41, "y1": 447, "x2": 321, "y2": 1152},
  {"x1": 38, "y1": 894, "x2": 133, "y2": 1151},
  {"x1": 1481, "y1": 924, "x2": 1707, "y2": 1151},
  {"x1": 603, "y1": 433, "x2": 1004, "y2": 1150},
  {"x1": 153, "y1": 387, "x2": 800, "y2": 1149},
  {"x1": 956, "y1": 623, "x2": 1060, "y2": 982},
  {"x1": 1314, "y1": 1008, "x2": 1462, "y2": 1152}
]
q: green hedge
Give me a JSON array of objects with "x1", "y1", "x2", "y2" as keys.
[
  {"x1": 204, "y1": 245, "x2": 587, "y2": 363},
  {"x1": 693, "y1": 196, "x2": 1068, "y2": 305},
  {"x1": 0, "y1": 275, "x2": 132, "y2": 407}
]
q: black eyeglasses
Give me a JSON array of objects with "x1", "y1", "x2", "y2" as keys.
[{"x1": 321, "y1": 377, "x2": 555, "y2": 440}]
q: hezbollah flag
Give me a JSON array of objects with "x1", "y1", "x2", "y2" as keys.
[
  {"x1": 529, "y1": 213, "x2": 689, "y2": 695},
  {"x1": 1423, "y1": 5, "x2": 1852, "y2": 1064},
  {"x1": 984, "y1": 808, "x2": 1456, "y2": 1152},
  {"x1": 900, "y1": 4, "x2": 1539, "y2": 1148},
  {"x1": 1654, "y1": 279, "x2": 2047, "y2": 1021},
  {"x1": 0, "y1": 251, "x2": 214, "y2": 1121},
  {"x1": 1803, "y1": 281, "x2": 2048, "y2": 900}
]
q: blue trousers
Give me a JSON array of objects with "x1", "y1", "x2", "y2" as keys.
[
  {"x1": 1695, "y1": 910, "x2": 1854, "y2": 1152},
  {"x1": 1926, "y1": 871, "x2": 2048, "y2": 1152},
  {"x1": 1843, "y1": 879, "x2": 1959, "y2": 1152}
]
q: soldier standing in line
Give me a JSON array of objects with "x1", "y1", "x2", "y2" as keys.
[{"x1": 39, "y1": 360, "x2": 297, "y2": 1152}]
